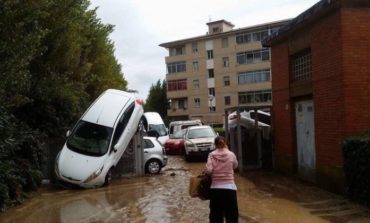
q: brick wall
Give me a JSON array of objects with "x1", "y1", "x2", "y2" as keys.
[{"x1": 341, "y1": 8, "x2": 370, "y2": 136}]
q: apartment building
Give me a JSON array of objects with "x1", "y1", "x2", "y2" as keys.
[{"x1": 160, "y1": 19, "x2": 289, "y2": 125}]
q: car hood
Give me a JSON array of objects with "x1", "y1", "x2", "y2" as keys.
[
  {"x1": 57, "y1": 144, "x2": 107, "y2": 182},
  {"x1": 187, "y1": 137, "x2": 214, "y2": 144}
]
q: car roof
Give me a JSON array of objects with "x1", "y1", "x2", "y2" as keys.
[
  {"x1": 82, "y1": 89, "x2": 134, "y2": 127},
  {"x1": 143, "y1": 112, "x2": 164, "y2": 125},
  {"x1": 187, "y1": 125, "x2": 211, "y2": 130}
]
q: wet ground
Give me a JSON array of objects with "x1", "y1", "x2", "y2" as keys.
[{"x1": 1, "y1": 155, "x2": 370, "y2": 223}]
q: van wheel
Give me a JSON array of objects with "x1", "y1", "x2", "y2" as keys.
[
  {"x1": 184, "y1": 153, "x2": 191, "y2": 162},
  {"x1": 145, "y1": 159, "x2": 161, "y2": 174},
  {"x1": 104, "y1": 168, "x2": 113, "y2": 186}
]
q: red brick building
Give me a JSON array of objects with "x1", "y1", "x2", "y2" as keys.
[{"x1": 264, "y1": 0, "x2": 370, "y2": 193}]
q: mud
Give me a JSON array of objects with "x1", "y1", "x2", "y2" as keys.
[{"x1": 1, "y1": 156, "x2": 369, "y2": 223}]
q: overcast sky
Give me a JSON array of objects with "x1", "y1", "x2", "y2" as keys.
[{"x1": 89, "y1": 0, "x2": 320, "y2": 101}]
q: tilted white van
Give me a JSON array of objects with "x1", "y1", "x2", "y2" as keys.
[
  {"x1": 55, "y1": 89, "x2": 143, "y2": 188},
  {"x1": 142, "y1": 112, "x2": 169, "y2": 145}
]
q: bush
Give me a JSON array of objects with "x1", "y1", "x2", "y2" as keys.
[
  {"x1": 0, "y1": 106, "x2": 45, "y2": 211},
  {"x1": 342, "y1": 133, "x2": 370, "y2": 205},
  {"x1": 213, "y1": 127, "x2": 225, "y2": 137}
]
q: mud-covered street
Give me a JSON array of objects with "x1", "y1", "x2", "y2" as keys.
[{"x1": 1, "y1": 155, "x2": 370, "y2": 223}]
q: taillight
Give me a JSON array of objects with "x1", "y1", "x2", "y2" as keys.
[
  {"x1": 162, "y1": 146, "x2": 166, "y2": 155},
  {"x1": 135, "y1": 99, "x2": 142, "y2": 105}
]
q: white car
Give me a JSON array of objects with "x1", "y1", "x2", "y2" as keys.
[
  {"x1": 55, "y1": 89, "x2": 144, "y2": 188},
  {"x1": 184, "y1": 125, "x2": 217, "y2": 161},
  {"x1": 143, "y1": 136, "x2": 168, "y2": 174},
  {"x1": 142, "y1": 112, "x2": 169, "y2": 145}
]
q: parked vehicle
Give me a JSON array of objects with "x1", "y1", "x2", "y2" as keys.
[
  {"x1": 183, "y1": 125, "x2": 217, "y2": 161},
  {"x1": 164, "y1": 129, "x2": 186, "y2": 155},
  {"x1": 142, "y1": 112, "x2": 169, "y2": 145},
  {"x1": 55, "y1": 89, "x2": 144, "y2": 188},
  {"x1": 168, "y1": 119, "x2": 202, "y2": 138},
  {"x1": 143, "y1": 136, "x2": 167, "y2": 174}
]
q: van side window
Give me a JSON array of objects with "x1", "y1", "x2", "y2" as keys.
[
  {"x1": 111, "y1": 102, "x2": 135, "y2": 148},
  {"x1": 142, "y1": 117, "x2": 148, "y2": 131},
  {"x1": 143, "y1": 138, "x2": 154, "y2": 149}
]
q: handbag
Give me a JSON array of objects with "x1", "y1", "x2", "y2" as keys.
[{"x1": 189, "y1": 172, "x2": 212, "y2": 200}]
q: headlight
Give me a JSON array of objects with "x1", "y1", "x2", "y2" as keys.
[
  {"x1": 84, "y1": 166, "x2": 104, "y2": 183},
  {"x1": 185, "y1": 140, "x2": 195, "y2": 148}
]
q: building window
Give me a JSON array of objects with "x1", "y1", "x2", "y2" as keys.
[
  {"x1": 224, "y1": 96, "x2": 231, "y2": 106},
  {"x1": 167, "y1": 61, "x2": 186, "y2": 73},
  {"x1": 238, "y1": 69, "x2": 271, "y2": 84},
  {"x1": 207, "y1": 50, "x2": 213, "y2": 59},
  {"x1": 213, "y1": 27, "x2": 220, "y2": 33},
  {"x1": 192, "y1": 61, "x2": 199, "y2": 72},
  {"x1": 209, "y1": 106, "x2": 216, "y2": 112},
  {"x1": 291, "y1": 50, "x2": 312, "y2": 81},
  {"x1": 208, "y1": 69, "x2": 214, "y2": 78},
  {"x1": 192, "y1": 42, "x2": 198, "y2": 53},
  {"x1": 223, "y1": 76, "x2": 230, "y2": 86},
  {"x1": 178, "y1": 98, "x2": 187, "y2": 109},
  {"x1": 193, "y1": 79, "x2": 199, "y2": 89},
  {"x1": 236, "y1": 30, "x2": 269, "y2": 44},
  {"x1": 169, "y1": 45, "x2": 186, "y2": 56},
  {"x1": 223, "y1": 57, "x2": 229, "y2": 67},
  {"x1": 167, "y1": 79, "x2": 187, "y2": 91},
  {"x1": 238, "y1": 90, "x2": 272, "y2": 104},
  {"x1": 222, "y1": 37, "x2": 228, "y2": 48},
  {"x1": 194, "y1": 98, "x2": 200, "y2": 108},
  {"x1": 209, "y1": 88, "x2": 215, "y2": 96},
  {"x1": 236, "y1": 49, "x2": 270, "y2": 65}
]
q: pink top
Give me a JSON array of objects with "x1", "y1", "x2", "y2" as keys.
[{"x1": 205, "y1": 148, "x2": 238, "y2": 186}]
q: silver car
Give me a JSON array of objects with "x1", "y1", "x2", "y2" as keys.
[
  {"x1": 184, "y1": 125, "x2": 217, "y2": 161},
  {"x1": 143, "y1": 136, "x2": 168, "y2": 174}
]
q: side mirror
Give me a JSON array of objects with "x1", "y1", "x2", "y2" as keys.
[{"x1": 66, "y1": 130, "x2": 71, "y2": 137}]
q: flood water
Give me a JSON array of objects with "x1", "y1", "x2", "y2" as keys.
[{"x1": 1, "y1": 155, "x2": 370, "y2": 223}]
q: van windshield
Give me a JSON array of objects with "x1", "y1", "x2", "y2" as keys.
[
  {"x1": 187, "y1": 128, "x2": 215, "y2": 139},
  {"x1": 67, "y1": 120, "x2": 113, "y2": 156},
  {"x1": 149, "y1": 124, "x2": 167, "y2": 136}
]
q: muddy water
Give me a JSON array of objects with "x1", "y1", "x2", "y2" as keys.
[{"x1": 1, "y1": 156, "x2": 370, "y2": 223}]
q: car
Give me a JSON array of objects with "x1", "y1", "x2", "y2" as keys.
[
  {"x1": 143, "y1": 136, "x2": 168, "y2": 174},
  {"x1": 183, "y1": 125, "x2": 217, "y2": 161},
  {"x1": 55, "y1": 89, "x2": 144, "y2": 188},
  {"x1": 168, "y1": 120, "x2": 202, "y2": 138},
  {"x1": 164, "y1": 129, "x2": 186, "y2": 155},
  {"x1": 142, "y1": 112, "x2": 169, "y2": 145}
]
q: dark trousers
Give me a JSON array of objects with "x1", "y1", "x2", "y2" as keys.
[{"x1": 209, "y1": 188, "x2": 239, "y2": 223}]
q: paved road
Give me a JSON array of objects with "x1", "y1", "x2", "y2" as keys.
[{"x1": 1, "y1": 155, "x2": 369, "y2": 222}]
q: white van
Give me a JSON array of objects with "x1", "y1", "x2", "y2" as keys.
[
  {"x1": 55, "y1": 89, "x2": 144, "y2": 188},
  {"x1": 168, "y1": 120, "x2": 202, "y2": 138},
  {"x1": 142, "y1": 112, "x2": 168, "y2": 145}
]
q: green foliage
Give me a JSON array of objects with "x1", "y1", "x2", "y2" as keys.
[
  {"x1": 0, "y1": 106, "x2": 45, "y2": 210},
  {"x1": 0, "y1": 0, "x2": 128, "y2": 211},
  {"x1": 342, "y1": 133, "x2": 370, "y2": 205},
  {"x1": 145, "y1": 79, "x2": 168, "y2": 124},
  {"x1": 213, "y1": 127, "x2": 225, "y2": 137}
]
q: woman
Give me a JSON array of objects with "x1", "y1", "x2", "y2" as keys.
[{"x1": 205, "y1": 136, "x2": 239, "y2": 223}]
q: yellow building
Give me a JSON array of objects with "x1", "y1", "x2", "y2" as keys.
[{"x1": 160, "y1": 19, "x2": 289, "y2": 125}]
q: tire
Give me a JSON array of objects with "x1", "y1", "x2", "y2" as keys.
[
  {"x1": 104, "y1": 168, "x2": 113, "y2": 186},
  {"x1": 145, "y1": 159, "x2": 161, "y2": 174},
  {"x1": 184, "y1": 153, "x2": 191, "y2": 162}
]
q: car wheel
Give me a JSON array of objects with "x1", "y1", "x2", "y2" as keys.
[
  {"x1": 104, "y1": 168, "x2": 113, "y2": 186},
  {"x1": 145, "y1": 159, "x2": 161, "y2": 174},
  {"x1": 184, "y1": 153, "x2": 191, "y2": 162}
]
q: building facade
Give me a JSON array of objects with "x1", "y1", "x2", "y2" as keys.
[
  {"x1": 160, "y1": 19, "x2": 289, "y2": 125},
  {"x1": 264, "y1": 0, "x2": 370, "y2": 193}
]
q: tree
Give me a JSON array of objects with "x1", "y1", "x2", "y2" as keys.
[{"x1": 145, "y1": 79, "x2": 168, "y2": 123}]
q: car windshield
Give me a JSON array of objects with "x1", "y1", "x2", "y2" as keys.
[
  {"x1": 67, "y1": 120, "x2": 113, "y2": 156},
  {"x1": 149, "y1": 124, "x2": 167, "y2": 136},
  {"x1": 173, "y1": 130, "x2": 185, "y2": 139},
  {"x1": 187, "y1": 128, "x2": 215, "y2": 139}
]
